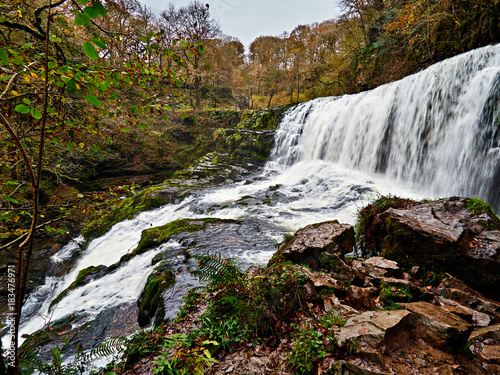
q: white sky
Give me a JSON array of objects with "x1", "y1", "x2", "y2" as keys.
[{"x1": 138, "y1": 0, "x2": 340, "y2": 47}]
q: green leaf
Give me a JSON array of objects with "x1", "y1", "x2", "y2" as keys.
[
  {"x1": 21, "y1": 43, "x2": 33, "y2": 49},
  {"x1": 66, "y1": 80, "x2": 77, "y2": 93},
  {"x1": 23, "y1": 98, "x2": 31, "y2": 105},
  {"x1": 15, "y1": 104, "x2": 29, "y2": 114},
  {"x1": 75, "y1": 12, "x2": 91, "y2": 26},
  {"x1": 94, "y1": 1, "x2": 107, "y2": 17},
  {"x1": 83, "y1": 42, "x2": 99, "y2": 60},
  {"x1": 31, "y1": 108, "x2": 42, "y2": 119},
  {"x1": 90, "y1": 38, "x2": 106, "y2": 49},
  {"x1": 2, "y1": 194, "x2": 19, "y2": 204},
  {"x1": 0, "y1": 47, "x2": 7, "y2": 59},
  {"x1": 49, "y1": 35, "x2": 62, "y2": 43},
  {"x1": 48, "y1": 62, "x2": 57, "y2": 69},
  {"x1": 84, "y1": 6, "x2": 99, "y2": 19},
  {"x1": 4, "y1": 181, "x2": 20, "y2": 186},
  {"x1": 86, "y1": 95, "x2": 102, "y2": 106},
  {"x1": 78, "y1": 0, "x2": 89, "y2": 4},
  {"x1": 0, "y1": 75, "x2": 13, "y2": 81}
]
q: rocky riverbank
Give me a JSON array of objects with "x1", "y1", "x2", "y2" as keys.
[{"x1": 104, "y1": 196, "x2": 500, "y2": 375}]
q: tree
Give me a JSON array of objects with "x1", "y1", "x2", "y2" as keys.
[
  {"x1": 0, "y1": 0, "x2": 195, "y2": 371},
  {"x1": 158, "y1": 1, "x2": 221, "y2": 109}
]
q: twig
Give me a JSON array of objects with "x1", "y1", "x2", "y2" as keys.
[
  {"x1": 0, "y1": 62, "x2": 37, "y2": 100},
  {"x1": 0, "y1": 217, "x2": 64, "y2": 251}
]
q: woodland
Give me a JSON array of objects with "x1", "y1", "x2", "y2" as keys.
[{"x1": 1, "y1": 0, "x2": 500, "y2": 374}]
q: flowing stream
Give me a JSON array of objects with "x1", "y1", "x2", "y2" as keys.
[{"x1": 9, "y1": 43, "x2": 500, "y2": 352}]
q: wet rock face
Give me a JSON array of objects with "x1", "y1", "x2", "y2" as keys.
[
  {"x1": 359, "y1": 198, "x2": 500, "y2": 299},
  {"x1": 268, "y1": 220, "x2": 355, "y2": 269}
]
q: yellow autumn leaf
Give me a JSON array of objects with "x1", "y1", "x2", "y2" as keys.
[
  {"x1": 79, "y1": 142, "x2": 85, "y2": 149},
  {"x1": 11, "y1": 90, "x2": 19, "y2": 96},
  {"x1": 31, "y1": 72, "x2": 38, "y2": 78},
  {"x1": 17, "y1": 9, "x2": 22, "y2": 18},
  {"x1": 23, "y1": 74, "x2": 31, "y2": 83}
]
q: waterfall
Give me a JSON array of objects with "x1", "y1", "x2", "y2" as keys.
[
  {"x1": 271, "y1": 43, "x2": 500, "y2": 212},
  {"x1": 7, "y1": 43, "x2": 500, "y2": 354}
]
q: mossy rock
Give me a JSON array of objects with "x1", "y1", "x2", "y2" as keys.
[
  {"x1": 237, "y1": 105, "x2": 294, "y2": 131},
  {"x1": 49, "y1": 265, "x2": 110, "y2": 310},
  {"x1": 137, "y1": 266, "x2": 175, "y2": 327},
  {"x1": 358, "y1": 197, "x2": 500, "y2": 299},
  {"x1": 120, "y1": 218, "x2": 242, "y2": 264},
  {"x1": 82, "y1": 185, "x2": 189, "y2": 241}
]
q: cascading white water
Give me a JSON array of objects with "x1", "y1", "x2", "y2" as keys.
[
  {"x1": 272, "y1": 43, "x2": 500, "y2": 211},
  {"x1": 8, "y1": 43, "x2": 500, "y2": 350}
]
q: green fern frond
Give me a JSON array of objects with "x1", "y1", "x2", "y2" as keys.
[
  {"x1": 192, "y1": 253, "x2": 241, "y2": 284},
  {"x1": 79, "y1": 336, "x2": 127, "y2": 363}
]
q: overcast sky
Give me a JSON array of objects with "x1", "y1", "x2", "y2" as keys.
[{"x1": 138, "y1": 0, "x2": 340, "y2": 47}]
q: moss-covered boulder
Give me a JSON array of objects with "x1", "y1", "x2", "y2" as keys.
[
  {"x1": 49, "y1": 265, "x2": 111, "y2": 310},
  {"x1": 127, "y1": 218, "x2": 241, "y2": 261},
  {"x1": 82, "y1": 185, "x2": 190, "y2": 241},
  {"x1": 137, "y1": 266, "x2": 175, "y2": 327},
  {"x1": 358, "y1": 197, "x2": 500, "y2": 300}
]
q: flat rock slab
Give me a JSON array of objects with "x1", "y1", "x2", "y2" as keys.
[
  {"x1": 352, "y1": 257, "x2": 401, "y2": 279},
  {"x1": 469, "y1": 324, "x2": 500, "y2": 342},
  {"x1": 403, "y1": 301, "x2": 472, "y2": 347},
  {"x1": 438, "y1": 296, "x2": 491, "y2": 327},
  {"x1": 338, "y1": 310, "x2": 410, "y2": 347}
]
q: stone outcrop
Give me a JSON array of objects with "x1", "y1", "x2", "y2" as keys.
[
  {"x1": 268, "y1": 220, "x2": 355, "y2": 269},
  {"x1": 358, "y1": 197, "x2": 500, "y2": 300}
]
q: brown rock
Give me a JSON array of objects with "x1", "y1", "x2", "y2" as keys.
[
  {"x1": 469, "y1": 324, "x2": 500, "y2": 343},
  {"x1": 338, "y1": 310, "x2": 411, "y2": 348},
  {"x1": 352, "y1": 258, "x2": 399, "y2": 279},
  {"x1": 477, "y1": 345, "x2": 500, "y2": 365},
  {"x1": 268, "y1": 220, "x2": 355, "y2": 269},
  {"x1": 336, "y1": 359, "x2": 390, "y2": 375},
  {"x1": 297, "y1": 266, "x2": 344, "y2": 291},
  {"x1": 437, "y1": 296, "x2": 491, "y2": 327},
  {"x1": 403, "y1": 301, "x2": 472, "y2": 347},
  {"x1": 348, "y1": 285, "x2": 379, "y2": 310}
]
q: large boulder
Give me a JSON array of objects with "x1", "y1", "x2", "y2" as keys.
[
  {"x1": 268, "y1": 220, "x2": 355, "y2": 270},
  {"x1": 358, "y1": 197, "x2": 500, "y2": 299}
]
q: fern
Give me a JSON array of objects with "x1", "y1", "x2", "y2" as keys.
[
  {"x1": 191, "y1": 253, "x2": 241, "y2": 284},
  {"x1": 79, "y1": 337, "x2": 127, "y2": 363}
]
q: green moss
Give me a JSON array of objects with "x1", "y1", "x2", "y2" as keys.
[
  {"x1": 356, "y1": 196, "x2": 416, "y2": 253},
  {"x1": 137, "y1": 269, "x2": 175, "y2": 327},
  {"x1": 19, "y1": 316, "x2": 74, "y2": 353},
  {"x1": 318, "y1": 253, "x2": 341, "y2": 270},
  {"x1": 237, "y1": 105, "x2": 294, "y2": 130},
  {"x1": 466, "y1": 198, "x2": 500, "y2": 226},
  {"x1": 82, "y1": 185, "x2": 189, "y2": 241},
  {"x1": 120, "y1": 218, "x2": 242, "y2": 264},
  {"x1": 379, "y1": 280, "x2": 412, "y2": 304}
]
